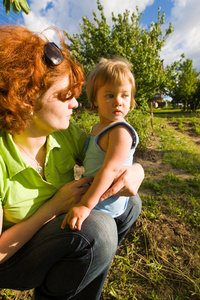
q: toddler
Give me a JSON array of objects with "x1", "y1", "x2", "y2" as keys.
[{"x1": 62, "y1": 57, "x2": 139, "y2": 230}]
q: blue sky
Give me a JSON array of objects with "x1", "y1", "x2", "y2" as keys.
[{"x1": 0, "y1": 0, "x2": 199, "y2": 71}]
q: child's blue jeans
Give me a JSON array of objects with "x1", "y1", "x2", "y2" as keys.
[{"x1": 0, "y1": 195, "x2": 142, "y2": 300}]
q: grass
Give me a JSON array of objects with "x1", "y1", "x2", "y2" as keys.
[
  {"x1": 101, "y1": 108, "x2": 200, "y2": 300},
  {"x1": 1, "y1": 108, "x2": 200, "y2": 300}
]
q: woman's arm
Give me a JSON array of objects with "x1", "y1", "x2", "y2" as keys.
[
  {"x1": 0, "y1": 200, "x2": 56, "y2": 263},
  {"x1": 0, "y1": 177, "x2": 92, "y2": 264},
  {"x1": 100, "y1": 162, "x2": 145, "y2": 201}
]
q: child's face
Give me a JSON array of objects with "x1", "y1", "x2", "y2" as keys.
[{"x1": 94, "y1": 78, "x2": 132, "y2": 123}]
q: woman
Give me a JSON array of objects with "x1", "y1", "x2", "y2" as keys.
[{"x1": 0, "y1": 25, "x2": 144, "y2": 300}]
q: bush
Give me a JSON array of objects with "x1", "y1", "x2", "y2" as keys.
[
  {"x1": 127, "y1": 109, "x2": 150, "y2": 149},
  {"x1": 72, "y1": 109, "x2": 150, "y2": 149}
]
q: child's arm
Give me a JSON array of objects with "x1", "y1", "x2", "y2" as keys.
[{"x1": 61, "y1": 124, "x2": 133, "y2": 230}]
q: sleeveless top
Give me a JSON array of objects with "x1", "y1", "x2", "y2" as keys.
[{"x1": 83, "y1": 121, "x2": 139, "y2": 217}]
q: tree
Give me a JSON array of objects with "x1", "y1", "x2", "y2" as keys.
[
  {"x1": 3, "y1": 0, "x2": 29, "y2": 15},
  {"x1": 64, "y1": 0, "x2": 174, "y2": 108},
  {"x1": 170, "y1": 59, "x2": 199, "y2": 110}
]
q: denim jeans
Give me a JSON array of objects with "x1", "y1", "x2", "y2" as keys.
[{"x1": 0, "y1": 195, "x2": 142, "y2": 300}]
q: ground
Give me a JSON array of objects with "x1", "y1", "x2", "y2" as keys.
[{"x1": 100, "y1": 117, "x2": 200, "y2": 299}]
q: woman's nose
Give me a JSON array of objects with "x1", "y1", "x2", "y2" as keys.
[{"x1": 69, "y1": 97, "x2": 78, "y2": 109}]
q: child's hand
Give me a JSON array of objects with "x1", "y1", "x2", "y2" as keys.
[{"x1": 61, "y1": 204, "x2": 91, "y2": 231}]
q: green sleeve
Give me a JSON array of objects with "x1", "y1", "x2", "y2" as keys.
[{"x1": 65, "y1": 121, "x2": 87, "y2": 161}]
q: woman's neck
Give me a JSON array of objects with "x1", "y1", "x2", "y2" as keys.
[
  {"x1": 13, "y1": 133, "x2": 46, "y2": 154},
  {"x1": 12, "y1": 132, "x2": 47, "y2": 178}
]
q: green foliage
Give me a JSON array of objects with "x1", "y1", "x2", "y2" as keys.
[
  {"x1": 177, "y1": 120, "x2": 185, "y2": 131},
  {"x1": 3, "y1": 0, "x2": 29, "y2": 14},
  {"x1": 193, "y1": 124, "x2": 200, "y2": 134},
  {"x1": 0, "y1": 289, "x2": 15, "y2": 299},
  {"x1": 126, "y1": 109, "x2": 150, "y2": 149},
  {"x1": 65, "y1": 0, "x2": 175, "y2": 108},
  {"x1": 71, "y1": 111, "x2": 99, "y2": 135},
  {"x1": 193, "y1": 80, "x2": 200, "y2": 110},
  {"x1": 169, "y1": 59, "x2": 200, "y2": 110}
]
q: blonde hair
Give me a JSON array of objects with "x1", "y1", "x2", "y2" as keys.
[{"x1": 86, "y1": 57, "x2": 135, "y2": 111}]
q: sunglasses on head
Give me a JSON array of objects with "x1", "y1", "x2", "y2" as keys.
[{"x1": 44, "y1": 42, "x2": 64, "y2": 66}]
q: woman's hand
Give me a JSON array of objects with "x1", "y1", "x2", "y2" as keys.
[
  {"x1": 49, "y1": 176, "x2": 93, "y2": 216},
  {"x1": 99, "y1": 163, "x2": 144, "y2": 201}
]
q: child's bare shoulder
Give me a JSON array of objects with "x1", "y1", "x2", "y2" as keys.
[
  {"x1": 91, "y1": 123, "x2": 100, "y2": 136},
  {"x1": 109, "y1": 123, "x2": 133, "y2": 135}
]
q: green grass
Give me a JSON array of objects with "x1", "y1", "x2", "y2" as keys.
[{"x1": 153, "y1": 117, "x2": 200, "y2": 175}]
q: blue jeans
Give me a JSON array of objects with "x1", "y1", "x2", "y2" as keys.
[{"x1": 0, "y1": 195, "x2": 142, "y2": 300}]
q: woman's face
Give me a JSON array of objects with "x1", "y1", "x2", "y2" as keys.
[{"x1": 32, "y1": 75, "x2": 78, "y2": 135}]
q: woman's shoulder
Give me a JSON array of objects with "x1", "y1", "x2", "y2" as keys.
[
  {"x1": 0, "y1": 136, "x2": 8, "y2": 182},
  {"x1": 50, "y1": 122, "x2": 87, "y2": 156},
  {"x1": 0, "y1": 129, "x2": 7, "y2": 139},
  {"x1": 0, "y1": 130, "x2": 11, "y2": 155}
]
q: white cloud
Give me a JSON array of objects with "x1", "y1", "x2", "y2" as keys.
[
  {"x1": 100, "y1": 0, "x2": 155, "y2": 27},
  {"x1": 22, "y1": 0, "x2": 200, "y2": 71},
  {"x1": 101, "y1": 0, "x2": 154, "y2": 19},
  {"x1": 161, "y1": 0, "x2": 200, "y2": 71},
  {"x1": 23, "y1": 0, "x2": 99, "y2": 41},
  {"x1": 22, "y1": 0, "x2": 154, "y2": 45},
  {"x1": 23, "y1": 0, "x2": 154, "y2": 34}
]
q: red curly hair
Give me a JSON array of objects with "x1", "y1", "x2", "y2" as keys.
[{"x1": 0, "y1": 25, "x2": 85, "y2": 134}]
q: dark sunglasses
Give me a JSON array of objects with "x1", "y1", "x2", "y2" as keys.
[{"x1": 44, "y1": 42, "x2": 64, "y2": 66}]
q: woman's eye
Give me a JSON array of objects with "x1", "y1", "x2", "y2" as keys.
[
  {"x1": 122, "y1": 94, "x2": 129, "y2": 98},
  {"x1": 66, "y1": 91, "x2": 72, "y2": 99}
]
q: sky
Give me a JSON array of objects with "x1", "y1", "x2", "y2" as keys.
[{"x1": 0, "y1": 0, "x2": 199, "y2": 71}]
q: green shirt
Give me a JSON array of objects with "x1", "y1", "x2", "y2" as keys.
[{"x1": 0, "y1": 122, "x2": 87, "y2": 231}]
